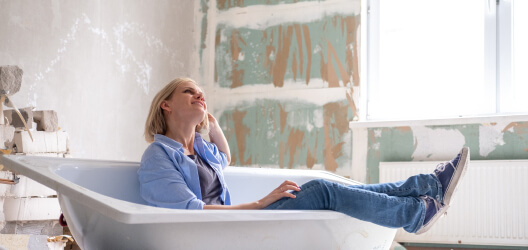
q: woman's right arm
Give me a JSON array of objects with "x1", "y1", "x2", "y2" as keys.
[{"x1": 203, "y1": 180, "x2": 301, "y2": 210}]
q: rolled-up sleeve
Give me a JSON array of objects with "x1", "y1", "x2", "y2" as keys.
[
  {"x1": 138, "y1": 155, "x2": 205, "y2": 210},
  {"x1": 201, "y1": 140, "x2": 229, "y2": 169}
]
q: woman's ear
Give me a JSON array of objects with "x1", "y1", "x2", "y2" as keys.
[{"x1": 160, "y1": 100, "x2": 171, "y2": 112}]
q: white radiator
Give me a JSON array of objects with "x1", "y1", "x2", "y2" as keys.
[{"x1": 379, "y1": 160, "x2": 528, "y2": 247}]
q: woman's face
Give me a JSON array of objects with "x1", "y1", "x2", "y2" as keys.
[{"x1": 161, "y1": 81, "x2": 207, "y2": 125}]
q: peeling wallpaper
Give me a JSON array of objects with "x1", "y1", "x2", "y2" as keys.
[
  {"x1": 216, "y1": 0, "x2": 321, "y2": 10},
  {"x1": 214, "y1": 15, "x2": 360, "y2": 88},
  {"x1": 201, "y1": 0, "x2": 360, "y2": 177},
  {"x1": 218, "y1": 99, "x2": 354, "y2": 170},
  {"x1": 366, "y1": 121, "x2": 528, "y2": 183}
]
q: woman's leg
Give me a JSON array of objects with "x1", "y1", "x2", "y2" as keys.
[
  {"x1": 351, "y1": 174, "x2": 443, "y2": 201},
  {"x1": 265, "y1": 147, "x2": 470, "y2": 234},
  {"x1": 265, "y1": 179, "x2": 426, "y2": 233},
  {"x1": 354, "y1": 146, "x2": 469, "y2": 205}
]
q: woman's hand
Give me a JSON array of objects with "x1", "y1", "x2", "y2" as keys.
[
  {"x1": 256, "y1": 180, "x2": 301, "y2": 209},
  {"x1": 207, "y1": 113, "x2": 219, "y2": 132}
]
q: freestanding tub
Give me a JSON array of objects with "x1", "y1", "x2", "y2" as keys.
[{"x1": 1, "y1": 155, "x2": 396, "y2": 250}]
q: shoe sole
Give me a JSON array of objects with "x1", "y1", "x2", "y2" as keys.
[
  {"x1": 442, "y1": 147, "x2": 470, "y2": 205},
  {"x1": 415, "y1": 204, "x2": 450, "y2": 235}
]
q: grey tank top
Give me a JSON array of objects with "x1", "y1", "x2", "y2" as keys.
[{"x1": 187, "y1": 154, "x2": 224, "y2": 205}]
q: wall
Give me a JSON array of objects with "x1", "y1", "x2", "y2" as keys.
[
  {"x1": 199, "y1": 0, "x2": 361, "y2": 178},
  {"x1": 200, "y1": 1, "x2": 528, "y2": 185},
  {"x1": 4, "y1": 0, "x2": 524, "y2": 187},
  {"x1": 1, "y1": 0, "x2": 362, "y2": 171},
  {"x1": 0, "y1": 0, "x2": 199, "y2": 161},
  {"x1": 363, "y1": 118, "x2": 528, "y2": 183}
]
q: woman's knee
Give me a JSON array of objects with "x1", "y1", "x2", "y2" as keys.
[
  {"x1": 302, "y1": 179, "x2": 331, "y2": 190},
  {"x1": 298, "y1": 179, "x2": 335, "y2": 209}
]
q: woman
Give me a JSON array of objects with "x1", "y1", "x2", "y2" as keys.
[{"x1": 138, "y1": 77, "x2": 469, "y2": 234}]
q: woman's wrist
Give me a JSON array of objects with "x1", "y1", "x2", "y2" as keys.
[
  {"x1": 204, "y1": 201, "x2": 262, "y2": 210},
  {"x1": 254, "y1": 200, "x2": 264, "y2": 209},
  {"x1": 208, "y1": 122, "x2": 220, "y2": 137}
]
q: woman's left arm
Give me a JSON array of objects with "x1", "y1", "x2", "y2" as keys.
[
  {"x1": 207, "y1": 113, "x2": 231, "y2": 164},
  {"x1": 204, "y1": 180, "x2": 300, "y2": 210}
]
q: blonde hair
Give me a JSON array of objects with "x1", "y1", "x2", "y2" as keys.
[{"x1": 144, "y1": 77, "x2": 209, "y2": 143}]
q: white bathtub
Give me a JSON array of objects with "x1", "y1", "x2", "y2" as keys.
[{"x1": 1, "y1": 155, "x2": 396, "y2": 250}]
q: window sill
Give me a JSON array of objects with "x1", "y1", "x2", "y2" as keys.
[{"x1": 349, "y1": 114, "x2": 528, "y2": 129}]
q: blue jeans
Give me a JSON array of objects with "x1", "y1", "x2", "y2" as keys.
[{"x1": 264, "y1": 174, "x2": 442, "y2": 233}]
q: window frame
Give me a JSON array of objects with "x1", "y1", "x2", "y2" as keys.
[{"x1": 363, "y1": 0, "x2": 521, "y2": 121}]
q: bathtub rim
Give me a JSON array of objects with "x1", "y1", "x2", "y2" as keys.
[{"x1": 0, "y1": 155, "x2": 356, "y2": 224}]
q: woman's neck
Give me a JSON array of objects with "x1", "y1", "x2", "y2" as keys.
[{"x1": 165, "y1": 123, "x2": 196, "y2": 154}]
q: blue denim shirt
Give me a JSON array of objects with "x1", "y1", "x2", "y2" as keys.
[{"x1": 138, "y1": 133, "x2": 231, "y2": 209}]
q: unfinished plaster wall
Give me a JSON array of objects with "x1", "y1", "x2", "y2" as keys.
[
  {"x1": 200, "y1": 0, "x2": 361, "y2": 177},
  {"x1": 365, "y1": 119, "x2": 528, "y2": 184},
  {"x1": 0, "y1": 0, "x2": 198, "y2": 161}
]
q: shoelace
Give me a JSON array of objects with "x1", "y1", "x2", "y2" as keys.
[
  {"x1": 434, "y1": 162, "x2": 446, "y2": 175},
  {"x1": 430, "y1": 197, "x2": 442, "y2": 212},
  {"x1": 421, "y1": 196, "x2": 440, "y2": 211},
  {"x1": 429, "y1": 197, "x2": 448, "y2": 216},
  {"x1": 435, "y1": 153, "x2": 461, "y2": 175},
  {"x1": 422, "y1": 196, "x2": 448, "y2": 219}
]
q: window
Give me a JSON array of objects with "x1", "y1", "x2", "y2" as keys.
[
  {"x1": 507, "y1": 0, "x2": 528, "y2": 112},
  {"x1": 366, "y1": 0, "x2": 528, "y2": 120}
]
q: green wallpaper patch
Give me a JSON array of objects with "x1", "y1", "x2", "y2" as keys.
[
  {"x1": 217, "y1": 98, "x2": 354, "y2": 170},
  {"x1": 215, "y1": 14, "x2": 359, "y2": 88},
  {"x1": 366, "y1": 122, "x2": 528, "y2": 184},
  {"x1": 367, "y1": 127, "x2": 414, "y2": 183},
  {"x1": 487, "y1": 122, "x2": 528, "y2": 159},
  {"x1": 217, "y1": 0, "x2": 322, "y2": 11},
  {"x1": 199, "y1": 0, "x2": 209, "y2": 62}
]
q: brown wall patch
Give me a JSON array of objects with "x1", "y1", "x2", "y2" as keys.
[{"x1": 232, "y1": 109, "x2": 251, "y2": 165}]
